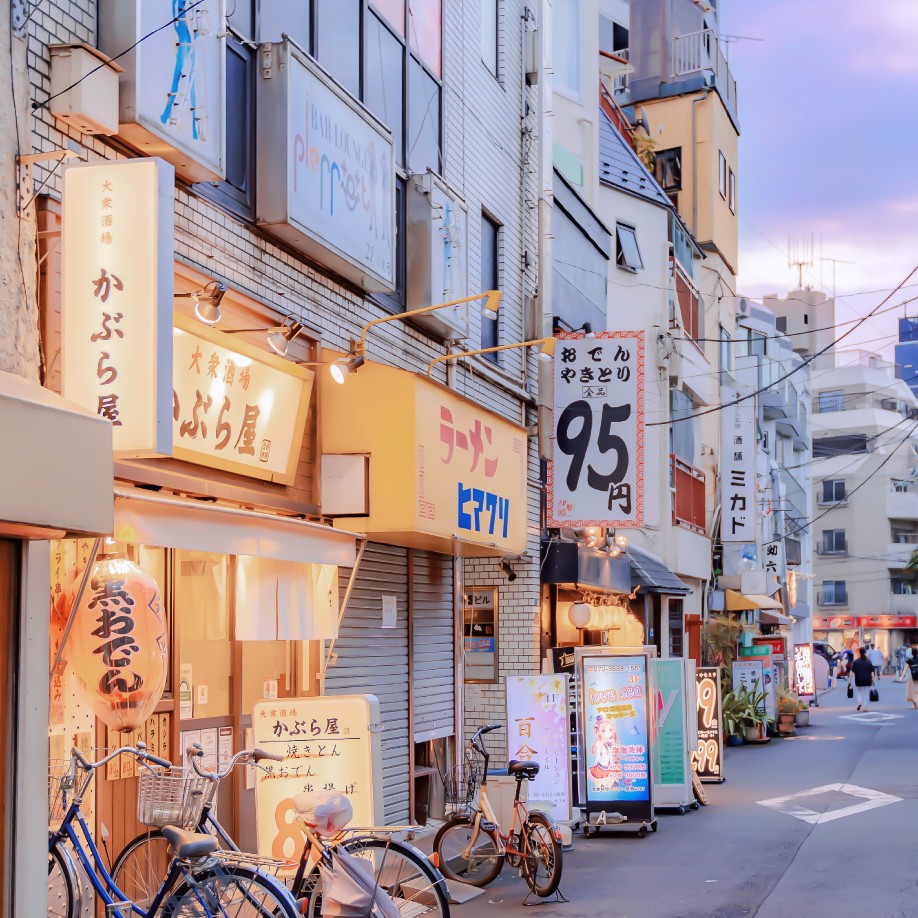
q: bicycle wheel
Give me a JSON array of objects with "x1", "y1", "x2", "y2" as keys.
[
  {"x1": 162, "y1": 863, "x2": 299, "y2": 917},
  {"x1": 109, "y1": 829, "x2": 172, "y2": 909},
  {"x1": 433, "y1": 815, "x2": 502, "y2": 888},
  {"x1": 521, "y1": 812, "x2": 562, "y2": 898},
  {"x1": 48, "y1": 845, "x2": 76, "y2": 918},
  {"x1": 297, "y1": 836, "x2": 449, "y2": 918}
]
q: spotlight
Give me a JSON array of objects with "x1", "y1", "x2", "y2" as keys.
[
  {"x1": 175, "y1": 281, "x2": 227, "y2": 325},
  {"x1": 499, "y1": 558, "x2": 517, "y2": 582},
  {"x1": 329, "y1": 354, "x2": 366, "y2": 384},
  {"x1": 267, "y1": 321, "x2": 305, "y2": 357}
]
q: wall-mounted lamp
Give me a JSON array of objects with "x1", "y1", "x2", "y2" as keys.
[
  {"x1": 426, "y1": 336, "x2": 555, "y2": 377},
  {"x1": 499, "y1": 558, "x2": 517, "y2": 582},
  {"x1": 329, "y1": 354, "x2": 366, "y2": 384},
  {"x1": 174, "y1": 280, "x2": 227, "y2": 326},
  {"x1": 267, "y1": 320, "x2": 305, "y2": 357}
]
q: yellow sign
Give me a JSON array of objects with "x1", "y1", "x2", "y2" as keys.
[
  {"x1": 172, "y1": 315, "x2": 313, "y2": 484},
  {"x1": 320, "y1": 360, "x2": 528, "y2": 555}
]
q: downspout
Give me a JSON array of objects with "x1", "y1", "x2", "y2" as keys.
[{"x1": 690, "y1": 89, "x2": 711, "y2": 238}]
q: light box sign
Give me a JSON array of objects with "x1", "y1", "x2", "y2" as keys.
[
  {"x1": 252, "y1": 695, "x2": 383, "y2": 859},
  {"x1": 652, "y1": 659, "x2": 687, "y2": 789},
  {"x1": 257, "y1": 40, "x2": 395, "y2": 292},
  {"x1": 100, "y1": 0, "x2": 226, "y2": 182},
  {"x1": 579, "y1": 653, "x2": 652, "y2": 815},
  {"x1": 62, "y1": 158, "x2": 174, "y2": 457},
  {"x1": 506, "y1": 675, "x2": 572, "y2": 822},
  {"x1": 691, "y1": 666, "x2": 724, "y2": 782},
  {"x1": 548, "y1": 332, "x2": 645, "y2": 529},
  {"x1": 794, "y1": 644, "x2": 815, "y2": 698},
  {"x1": 720, "y1": 387, "x2": 757, "y2": 542},
  {"x1": 172, "y1": 315, "x2": 314, "y2": 484}
]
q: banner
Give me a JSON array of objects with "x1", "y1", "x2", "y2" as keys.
[
  {"x1": 720, "y1": 386, "x2": 756, "y2": 542},
  {"x1": 506, "y1": 675, "x2": 572, "y2": 822},
  {"x1": 548, "y1": 332, "x2": 645, "y2": 528},
  {"x1": 692, "y1": 667, "x2": 724, "y2": 782},
  {"x1": 794, "y1": 644, "x2": 815, "y2": 698}
]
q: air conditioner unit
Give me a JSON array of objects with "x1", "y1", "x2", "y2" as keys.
[
  {"x1": 736, "y1": 297, "x2": 749, "y2": 316},
  {"x1": 668, "y1": 349, "x2": 683, "y2": 386},
  {"x1": 407, "y1": 171, "x2": 470, "y2": 340},
  {"x1": 880, "y1": 398, "x2": 898, "y2": 411}
]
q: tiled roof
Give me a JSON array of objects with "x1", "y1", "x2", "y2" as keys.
[{"x1": 598, "y1": 110, "x2": 671, "y2": 209}]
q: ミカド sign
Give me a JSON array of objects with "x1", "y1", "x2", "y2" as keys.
[
  {"x1": 548, "y1": 332, "x2": 645, "y2": 528},
  {"x1": 720, "y1": 386, "x2": 756, "y2": 542},
  {"x1": 794, "y1": 644, "x2": 816, "y2": 698},
  {"x1": 692, "y1": 667, "x2": 724, "y2": 782}
]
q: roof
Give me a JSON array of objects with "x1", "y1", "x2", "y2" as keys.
[
  {"x1": 628, "y1": 545, "x2": 690, "y2": 594},
  {"x1": 598, "y1": 110, "x2": 671, "y2": 209}
]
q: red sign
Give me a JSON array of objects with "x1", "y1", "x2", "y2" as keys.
[
  {"x1": 753, "y1": 637, "x2": 785, "y2": 659},
  {"x1": 812, "y1": 615, "x2": 918, "y2": 630}
]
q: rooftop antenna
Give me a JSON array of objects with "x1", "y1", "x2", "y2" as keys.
[
  {"x1": 788, "y1": 235, "x2": 814, "y2": 289},
  {"x1": 819, "y1": 255, "x2": 855, "y2": 304},
  {"x1": 719, "y1": 33, "x2": 764, "y2": 63}
]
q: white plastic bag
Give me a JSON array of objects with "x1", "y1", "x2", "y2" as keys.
[{"x1": 292, "y1": 790, "x2": 354, "y2": 835}]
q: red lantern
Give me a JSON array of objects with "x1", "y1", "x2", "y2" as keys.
[{"x1": 62, "y1": 554, "x2": 167, "y2": 733}]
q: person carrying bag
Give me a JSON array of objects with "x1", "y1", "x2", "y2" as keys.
[
  {"x1": 906, "y1": 650, "x2": 918, "y2": 710},
  {"x1": 849, "y1": 648, "x2": 876, "y2": 712}
]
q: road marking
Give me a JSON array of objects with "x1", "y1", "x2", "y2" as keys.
[
  {"x1": 839, "y1": 712, "x2": 903, "y2": 724},
  {"x1": 757, "y1": 783, "x2": 902, "y2": 825},
  {"x1": 782, "y1": 735, "x2": 845, "y2": 741}
]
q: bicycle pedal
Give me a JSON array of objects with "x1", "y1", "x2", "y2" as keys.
[{"x1": 480, "y1": 821, "x2": 497, "y2": 832}]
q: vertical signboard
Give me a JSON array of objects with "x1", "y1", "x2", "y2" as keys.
[
  {"x1": 720, "y1": 386, "x2": 756, "y2": 542},
  {"x1": 548, "y1": 332, "x2": 645, "y2": 529},
  {"x1": 506, "y1": 675, "x2": 572, "y2": 822},
  {"x1": 252, "y1": 695, "x2": 383, "y2": 859},
  {"x1": 794, "y1": 644, "x2": 816, "y2": 699},
  {"x1": 62, "y1": 158, "x2": 174, "y2": 457},
  {"x1": 692, "y1": 667, "x2": 724, "y2": 782},
  {"x1": 732, "y1": 660, "x2": 766, "y2": 715},
  {"x1": 651, "y1": 659, "x2": 688, "y2": 800},
  {"x1": 578, "y1": 653, "x2": 653, "y2": 822}
]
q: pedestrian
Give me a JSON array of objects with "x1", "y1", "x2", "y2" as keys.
[
  {"x1": 848, "y1": 647, "x2": 876, "y2": 711},
  {"x1": 896, "y1": 645, "x2": 908, "y2": 682},
  {"x1": 906, "y1": 650, "x2": 918, "y2": 710},
  {"x1": 867, "y1": 643, "x2": 884, "y2": 680}
]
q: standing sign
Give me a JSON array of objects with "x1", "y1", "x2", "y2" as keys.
[
  {"x1": 506, "y1": 675, "x2": 572, "y2": 822},
  {"x1": 692, "y1": 667, "x2": 724, "y2": 782},
  {"x1": 794, "y1": 643, "x2": 816, "y2": 698},
  {"x1": 651, "y1": 658, "x2": 695, "y2": 808},
  {"x1": 252, "y1": 695, "x2": 383, "y2": 859},
  {"x1": 578, "y1": 653, "x2": 653, "y2": 821},
  {"x1": 62, "y1": 158, "x2": 174, "y2": 457},
  {"x1": 548, "y1": 332, "x2": 645, "y2": 528},
  {"x1": 732, "y1": 660, "x2": 766, "y2": 715},
  {"x1": 720, "y1": 387, "x2": 756, "y2": 542}
]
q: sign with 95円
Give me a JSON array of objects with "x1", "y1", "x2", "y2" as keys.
[
  {"x1": 548, "y1": 332, "x2": 645, "y2": 528},
  {"x1": 691, "y1": 667, "x2": 724, "y2": 782}
]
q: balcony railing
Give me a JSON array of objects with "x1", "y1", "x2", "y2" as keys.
[
  {"x1": 812, "y1": 392, "x2": 909, "y2": 415},
  {"x1": 599, "y1": 47, "x2": 631, "y2": 95},
  {"x1": 671, "y1": 454, "x2": 706, "y2": 534},
  {"x1": 671, "y1": 29, "x2": 737, "y2": 117}
]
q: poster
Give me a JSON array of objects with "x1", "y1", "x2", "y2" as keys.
[
  {"x1": 692, "y1": 667, "x2": 724, "y2": 782},
  {"x1": 720, "y1": 386, "x2": 756, "y2": 542},
  {"x1": 548, "y1": 331, "x2": 645, "y2": 529},
  {"x1": 505, "y1": 675, "x2": 572, "y2": 822},
  {"x1": 579, "y1": 654, "x2": 651, "y2": 808},
  {"x1": 652, "y1": 659, "x2": 686, "y2": 787},
  {"x1": 732, "y1": 660, "x2": 766, "y2": 715},
  {"x1": 794, "y1": 644, "x2": 816, "y2": 698},
  {"x1": 252, "y1": 695, "x2": 383, "y2": 859},
  {"x1": 179, "y1": 663, "x2": 193, "y2": 720}
]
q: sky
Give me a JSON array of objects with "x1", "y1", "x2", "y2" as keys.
[{"x1": 719, "y1": 0, "x2": 918, "y2": 357}]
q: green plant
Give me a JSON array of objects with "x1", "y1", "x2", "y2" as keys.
[
  {"x1": 721, "y1": 685, "x2": 761, "y2": 736},
  {"x1": 702, "y1": 616, "x2": 744, "y2": 674},
  {"x1": 777, "y1": 689, "x2": 800, "y2": 715}
]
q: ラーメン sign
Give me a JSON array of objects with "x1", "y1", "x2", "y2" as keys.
[
  {"x1": 548, "y1": 332, "x2": 645, "y2": 528},
  {"x1": 172, "y1": 315, "x2": 314, "y2": 484},
  {"x1": 691, "y1": 667, "x2": 724, "y2": 782},
  {"x1": 62, "y1": 158, "x2": 174, "y2": 457}
]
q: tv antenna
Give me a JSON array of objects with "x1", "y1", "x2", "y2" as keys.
[
  {"x1": 788, "y1": 236, "x2": 815, "y2": 289},
  {"x1": 819, "y1": 256, "x2": 855, "y2": 302},
  {"x1": 719, "y1": 34, "x2": 764, "y2": 62}
]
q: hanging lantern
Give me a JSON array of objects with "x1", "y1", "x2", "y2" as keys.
[
  {"x1": 569, "y1": 602, "x2": 592, "y2": 629},
  {"x1": 61, "y1": 554, "x2": 167, "y2": 732}
]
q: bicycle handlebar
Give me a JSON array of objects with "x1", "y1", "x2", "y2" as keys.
[
  {"x1": 186, "y1": 743, "x2": 284, "y2": 781},
  {"x1": 71, "y1": 743, "x2": 171, "y2": 772}
]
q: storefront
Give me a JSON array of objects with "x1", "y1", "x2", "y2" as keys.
[{"x1": 813, "y1": 615, "x2": 918, "y2": 661}]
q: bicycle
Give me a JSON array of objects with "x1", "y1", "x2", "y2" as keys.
[
  {"x1": 112, "y1": 743, "x2": 451, "y2": 917},
  {"x1": 432, "y1": 724, "x2": 563, "y2": 898},
  {"x1": 48, "y1": 742, "x2": 299, "y2": 918}
]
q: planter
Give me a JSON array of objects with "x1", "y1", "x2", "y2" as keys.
[
  {"x1": 726, "y1": 733, "x2": 744, "y2": 747},
  {"x1": 777, "y1": 713, "x2": 796, "y2": 735},
  {"x1": 795, "y1": 709, "x2": 810, "y2": 728},
  {"x1": 744, "y1": 723, "x2": 766, "y2": 742}
]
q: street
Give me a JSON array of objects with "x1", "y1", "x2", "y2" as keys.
[{"x1": 452, "y1": 679, "x2": 918, "y2": 918}]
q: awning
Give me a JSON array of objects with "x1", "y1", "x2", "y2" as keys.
[
  {"x1": 541, "y1": 540, "x2": 632, "y2": 593},
  {"x1": 0, "y1": 368, "x2": 112, "y2": 538},
  {"x1": 113, "y1": 487, "x2": 361, "y2": 567},
  {"x1": 725, "y1": 590, "x2": 785, "y2": 612},
  {"x1": 760, "y1": 609, "x2": 793, "y2": 627},
  {"x1": 628, "y1": 546, "x2": 690, "y2": 595}
]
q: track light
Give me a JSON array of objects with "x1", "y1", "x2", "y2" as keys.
[
  {"x1": 499, "y1": 558, "x2": 517, "y2": 582},
  {"x1": 267, "y1": 321, "x2": 305, "y2": 357},
  {"x1": 329, "y1": 354, "x2": 366, "y2": 385},
  {"x1": 174, "y1": 281, "x2": 227, "y2": 326}
]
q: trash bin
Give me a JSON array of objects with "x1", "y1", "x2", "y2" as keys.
[{"x1": 485, "y1": 771, "x2": 527, "y2": 829}]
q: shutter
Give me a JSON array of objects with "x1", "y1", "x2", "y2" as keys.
[
  {"x1": 326, "y1": 543, "x2": 410, "y2": 824},
  {"x1": 411, "y1": 550, "x2": 455, "y2": 743}
]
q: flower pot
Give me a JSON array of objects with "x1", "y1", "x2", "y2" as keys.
[
  {"x1": 795, "y1": 709, "x2": 810, "y2": 728},
  {"x1": 778, "y1": 713, "x2": 796, "y2": 735},
  {"x1": 744, "y1": 723, "x2": 765, "y2": 742},
  {"x1": 727, "y1": 733, "x2": 744, "y2": 747}
]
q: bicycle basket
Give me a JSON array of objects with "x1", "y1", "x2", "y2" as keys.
[
  {"x1": 444, "y1": 762, "x2": 482, "y2": 815},
  {"x1": 137, "y1": 766, "x2": 210, "y2": 828},
  {"x1": 48, "y1": 759, "x2": 74, "y2": 823}
]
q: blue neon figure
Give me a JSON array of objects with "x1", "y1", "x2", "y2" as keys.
[{"x1": 162, "y1": 0, "x2": 200, "y2": 140}]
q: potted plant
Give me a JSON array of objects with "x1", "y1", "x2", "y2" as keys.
[
  {"x1": 795, "y1": 701, "x2": 810, "y2": 728},
  {"x1": 721, "y1": 689, "x2": 747, "y2": 746},
  {"x1": 776, "y1": 690, "x2": 799, "y2": 735},
  {"x1": 738, "y1": 681, "x2": 770, "y2": 743}
]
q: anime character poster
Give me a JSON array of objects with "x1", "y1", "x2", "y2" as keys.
[{"x1": 579, "y1": 654, "x2": 651, "y2": 804}]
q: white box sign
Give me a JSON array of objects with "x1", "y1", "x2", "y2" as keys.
[
  {"x1": 62, "y1": 158, "x2": 174, "y2": 457},
  {"x1": 720, "y1": 386, "x2": 757, "y2": 542},
  {"x1": 548, "y1": 332, "x2": 645, "y2": 527}
]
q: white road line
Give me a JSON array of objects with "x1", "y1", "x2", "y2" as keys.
[{"x1": 757, "y1": 783, "x2": 902, "y2": 825}]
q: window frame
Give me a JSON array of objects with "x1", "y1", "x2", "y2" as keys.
[
  {"x1": 615, "y1": 222, "x2": 643, "y2": 273},
  {"x1": 655, "y1": 148, "x2": 682, "y2": 193},
  {"x1": 821, "y1": 529, "x2": 847, "y2": 554},
  {"x1": 718, "y1": 324, "x2": 732, "y2": 375},
  {"x1": 821, "y1": 580, "x2": 847, "y2": 605},
  {"x1": 481, "y1": 0, "x2": 499, "y2": 76},
  {"x1": 817, "y1": 390, "x2": 845, "y2": 413},
  {"x1": 480, "y1": 210, "x2": 501, "y2": 360},
  {"x1": 718, "y1": 151, "x2": 727, "y2": 200},
  {"x1": 821, "y1": 479, "x2": 846, "y2": 504},
  {"x1": 728, "y1": 167, "x2": 736, "y2": 213}
]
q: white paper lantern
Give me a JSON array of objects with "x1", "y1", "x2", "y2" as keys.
[{"x1": 569, "y1": 602, "x2": 592, "y2": 629}]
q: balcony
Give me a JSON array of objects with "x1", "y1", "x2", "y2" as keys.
[
  {"x1": 599, "y1": 48, "x2": 632, "y2": 97},
  {"x1": 812, "y1": 392, "x2": 909, "y2": 417},
  {"x1": 890, "y1": 592, "x2": 918, "y2": 614},
  {"x1": 887, "y1": 487, "x2": 918, "y2": 521},
  {"x1": 779, "y1": 466, "x2": 808, "y2": 520},
  {"x1": 886, "y1": 538, "x2": 918, "y2": 569},
  {"x1": 671, "y1": 30, "x2": 738, "y2": 122},
  {"x1": 671, "y1": 454, "x2": 705, "y2": 535}
]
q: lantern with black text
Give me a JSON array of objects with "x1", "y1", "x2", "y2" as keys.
[{"x1": 62, "y1": 554, "x2": 167, "y2": 732}]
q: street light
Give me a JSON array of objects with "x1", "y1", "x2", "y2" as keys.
[{"x1": 426, "y1": 336, "x2": 556, "y2": 376}]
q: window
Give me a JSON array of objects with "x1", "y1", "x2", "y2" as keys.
[
  {"x1": 894, "y1": 479, "x2": 910, "y2": 493},
  {"x1": 814, "y1": 434, "x2": 868, "y2": 458},
  {"x1": 748, "y1": 329, "x2": 766, "y2": 356},
  {"x1": 316, "y1": 0, "x2": 360, "y2": 98},
  {"x1": 598, "y1": 16, "x2": 628, "y2": 54},
  {"x1": 670, "y1": 389, "x2": 695, "y2": 463},
  {"x1": 481, "y1": 0, "x2": 498, "y2": 75},
  {"x1": 655, "y1": 148, "x2": 682, "y2": 192},
  {"x1": 892, "y1": 577, "x2": 916, "y2": 595},
  {"x1": 616, "y1": 223, "x2": 643, "y2": 272},
  {"x1": 817, "y1": 390, "x2": 845, "y2": 413},
  {"x1": 668, "y1": 599, "x2": 684, "y2": 658},
  {"x1": 480, "y1": 213, "x2": 500, "y2": 359},
  {"x1": 820, "y1": 581, "x2": 847, "y2": 605},
  {"x1": 821, "y1": 479, "x2": 846, "y2": 503},
  {"x1": 365, "y1": 12, "x2": 405, "y2": 160},
  {"x1": 821, "y1": 530, "x2": 847, "y2": 554},
  {"x1": 554, "y1": 0, "x2": 580, "y2": 95},
  {"x1": 719, "y1": 151, "x2": 727, "y2": 199},
  {"x1": 719, "y1": 324, "x2": 732, "y2": 376},
  {"x1": 728, "y1": 168, "x2": 736, "y2": 213}
]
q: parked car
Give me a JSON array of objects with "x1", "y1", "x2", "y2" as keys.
[{"x1": 813, "y1": 642, "x2": 839, "y2": 668}]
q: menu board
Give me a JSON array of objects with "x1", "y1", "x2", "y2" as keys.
[
  {"x1": 691, "y1": 667, "x2": 724, "y2": 782},
  {"x1": 652, "y1": 659, "x2": 687, "y2": 787},
  {"x1": 794, "y1": 644, "x2": 816, "y2": 698}
]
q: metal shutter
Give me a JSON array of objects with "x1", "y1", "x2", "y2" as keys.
[
  {"x1": 326, "y1": 543, "x2": 410, "y2": 824},
  {"x1": 411, "y1": 550, "x2": 455, "y2": 743}
]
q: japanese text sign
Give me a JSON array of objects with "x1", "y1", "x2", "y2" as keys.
[
  {"x1": 506, "y1": 675, "x2": 572, "y2": 822},
  {"x1": 732, "y1": 660, "x2": 766, "y2": 715},
  {"x1": 548, "y1": 332, "x2": 645, "y2": 528},
  {"x1": 691, "y1": 667, "x2": 723, "y2": 782},
  {"x1": 172, "y1": 315, "x2": 314, "y2": 484},
  {"x1": 793, "y1": 644, "x2": 815, "y2": 698},
  {"x1": 252, "y1": 695, "x2": 383, "y2": 859},
  {"x1": 579, "y1": 654, "x2": 651, "y2": 806},
  {"x1": 62, "y1": 158, "x2": 174, "y2": 457},
  {"x1": 651, "y1": 659, "x2": 687, "y2": 788},
  {"x1": 720, "y1": 387, "x2": 756, "y2": 542}
]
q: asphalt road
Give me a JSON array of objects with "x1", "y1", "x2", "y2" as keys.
[{"x1": 451, "y1": 677, "x2": 918, "y2": 918}]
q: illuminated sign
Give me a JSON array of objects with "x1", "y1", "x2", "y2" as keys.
[
  {"x1": 691, "y1": 667, "x2": 723, "y2": 782},
  {"x1": 813, "y1": 615, "x2": 918, "y2": 629},
  {"x1": 794, "y1": 644, "x2": 815, "y2": 698},
  {"x1": 652, "y1": 659, "x2": 687, "y2": 788},
  {"x1": 62, "y1": 158, "x2": 174, "y2": 457},
  {"x1": 252, "y1": 695, "x2": 383, "y2": 859}
]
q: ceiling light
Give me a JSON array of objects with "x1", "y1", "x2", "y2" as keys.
[{"x1": 267, "y1": 321, "x2": 305, "y2": 357}]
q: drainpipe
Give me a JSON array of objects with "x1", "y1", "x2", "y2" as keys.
[{"x1": 690, "y1": 89, "x2": 711, "y2": 238}]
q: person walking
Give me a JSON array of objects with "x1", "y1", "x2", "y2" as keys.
[
  {"x1": 906, "y1": 649, "x2": 918, "y2": 710},
  {"x1": 849, "y1": 647, "x2": 876, "y2": 711},
  {"x1": 867, "y1": 643, "x2": 884, "y2": 680},
  {"x1": 896, "y1": 645, "x2": 908, "y2": 682}
]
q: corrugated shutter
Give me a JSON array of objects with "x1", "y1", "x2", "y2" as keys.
[
  {"x1": 326, "y1": 543, "x2": 410, "y2": 824},
  {"x1": 411, "y1": 550, "x2": 455, "y2": 743}
]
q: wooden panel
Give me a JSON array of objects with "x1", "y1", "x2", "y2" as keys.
[{"x1": 0, "y1": 540, "x2": 17, "y2": 916}]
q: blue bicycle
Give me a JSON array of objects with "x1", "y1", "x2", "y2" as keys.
[{"x1": 47, "y1": 742, "x2": 299, "y2": 917}]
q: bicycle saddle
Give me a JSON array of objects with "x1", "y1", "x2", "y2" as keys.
[
  {"x1": 161, "y1": 825, "x2": 218, "y2": 859},
  {"x1": 507, "y1": 760, "x2": 540, "y2": 779}
]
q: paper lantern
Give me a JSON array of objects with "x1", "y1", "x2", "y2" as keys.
[
  {"x1": 569, "y1": 602, "x2": 592, "y2": 630},
  {"x1": 62, "y1": 554, "x2": 167, "y2": 732}
]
